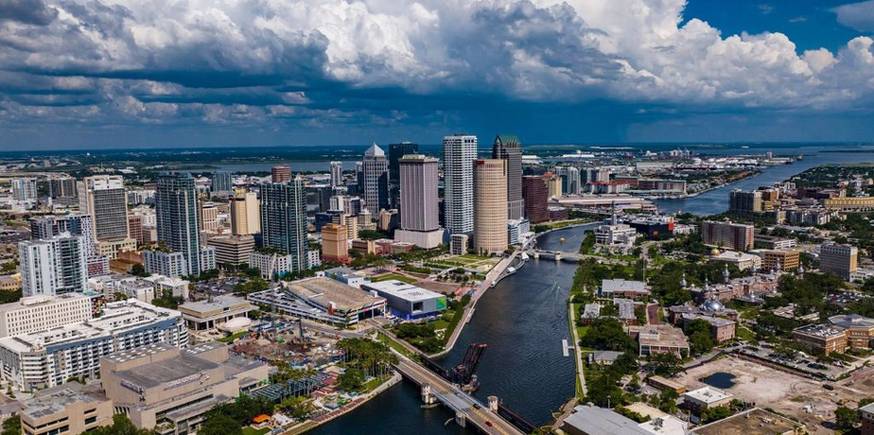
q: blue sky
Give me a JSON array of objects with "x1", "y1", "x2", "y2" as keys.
[{"x1": 2, "y1": 0, "x2": 874, "y2": 150}]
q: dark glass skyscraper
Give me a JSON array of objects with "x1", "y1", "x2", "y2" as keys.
[
  {"x1": 155, "y1": 173, "x2": 203, "y2": 276},
  {"x1": 260, "y1": 177, "x2": 308, "y2": 272},
  {"x1": 492, "y1": 135, "x2": 524, "y2": 220},
  {"x1": 388, "y1": 142, "x2": 418, "y2": 208}
]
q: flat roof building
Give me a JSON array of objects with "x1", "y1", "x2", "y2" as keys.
[
  {"x1": 691, "y1": 407, "x2": 803, "y2": 435},
  {"x1": 0, "y1": 299, "x2": 188, "y2": 392},
  {"x1": 829, "y1": 314, "x2": 874, "y2": 349},
  {"x1": 682, "y1": 386, "x2": 733, "y2": 411},
  {"x1": 600, "y1": 279, "x2": 650, "y2": 299},
  {"x1": 177, "y1": 295, "x2": 255, "y2": 331},
  {"x1": 792, "y1": 323, "x2": 848, "y2": 355},
  {"x1": 361, "y1": 280, "x2": 447, "y2": 320},
  {"x1": 629, "y1": 324, "x2": 690, "y2": 357},
  {"x1": 101, "y1": 342, "x2": 268, "y2": 434},
  {"x1": 19, "y1": 382, "x2": 113, "y2": 435},
  {"x1": 0, "y1": 293, "x2": 92, "y2": 338},
  {"x1": 820, "y1": 243, "x2": 858, "y2": 280},
  {"x1": 562, "y1": 404, "x2": 652, "y2": 435}
]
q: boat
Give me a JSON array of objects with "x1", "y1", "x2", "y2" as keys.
[{"x1": 507, "y1": 266, "x2": 517, "y2": 274}]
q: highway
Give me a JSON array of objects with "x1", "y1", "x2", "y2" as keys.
[{"x1": 393, "y1": 354, "x2": 524, "y2": 435}]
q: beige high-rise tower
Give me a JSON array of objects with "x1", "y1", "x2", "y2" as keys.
[
  {"x1": 474, "y1": 159, "x2": 508, "y2": 255},
  {"x1": 230, "y1": 188, "x2": 261, "y2": 235}
]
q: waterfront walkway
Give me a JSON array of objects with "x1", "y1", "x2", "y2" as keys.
[{"x1": 392, "y1": 353, "x2": 524, "y2": 435}]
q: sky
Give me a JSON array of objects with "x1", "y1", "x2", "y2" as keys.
[{"x1": 2, "y1": 0, "x2": 874, "y2": 150}]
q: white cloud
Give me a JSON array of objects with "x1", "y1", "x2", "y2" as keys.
[
  {"x1": 833, "y1": 0, "x2": 874, "y2": 32},
  {"x1": 2, "y1": 0, "x2": 874, "y2": 126}
]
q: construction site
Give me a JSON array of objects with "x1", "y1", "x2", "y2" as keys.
[
  {"x1": 674, "y1": 355, "x2": 874, "y2": 434},
  {"x1": 230, "y1": 317, "x2": 345, "y2": 367}
]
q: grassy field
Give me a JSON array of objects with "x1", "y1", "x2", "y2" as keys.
[
  {"x1": 218, "y1": 330, "x2": 248, "y2": 344},
  {"x1": 242, "y1": 427, "x2": 269, "y2": 435},
  {"x1": 736, "y1": 325, "x2": 756, "y2": 341},
  {"x1": 371, "y1": 272, "x2": 418, "y2": 284}
]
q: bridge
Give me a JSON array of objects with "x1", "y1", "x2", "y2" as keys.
[
  {"x1": 529, "y1": 249, "x2": 584, "y2": 263},
  {"x1": 393, "y1": 354, "x2": 525, "y2": 435}
]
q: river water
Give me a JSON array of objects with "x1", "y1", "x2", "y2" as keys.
[{"x1": 311, "y1": 146, "x2": 874, "y2": 435}]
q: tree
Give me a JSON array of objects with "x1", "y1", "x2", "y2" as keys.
[
  {"x1": 700, "y1": 404, "x2": 733, "y2": 423},
  {"x1": 275, "y1": 396, "x2": 314, "y2": 420},
  {"x1": 1, "y1": 415, "x2": 20, "y2": 435},
  {"x1": 580, "y1": 318, "x2": 635, "y2": 352},
  {"x1": 685, "y1": 319, "x2": 715, "y2": 355},
  {"x1": 130, "y1": 263, "x2": 150, "y2": 277},
  {"x1": 646, "y1": 353, "x2": 683, "y2": 377},
  {"x1": 834, "y1": 406, "x2": 859, "y2": 432},
  {"x1": 198, "y1": 413, "x2": 242, "y2": 435},
  {"x1": 338, "y1": 367, "x2": 365, "y2": 391},
  {"x1": 658, "y1": 389, "x2": 678, "y2": 414},
  {"x1": 85, "y1": 414, "x2": 155, "y2": 435}
]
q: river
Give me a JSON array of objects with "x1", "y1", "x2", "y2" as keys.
[
  {"x1": 655, "y1": 147, "x2": 874, "y2": 215},
  {"x1": 311, "y1": 146, "x2": 874, "y2": 435}
]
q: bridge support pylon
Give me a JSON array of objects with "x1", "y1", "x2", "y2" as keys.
[
  {"x1": 488, "y1": 395, "x2": 499, "y2": 413},
  {"x1": 421, "y1": 384, "x2": 437, "y2": 406},
  {"x1": 455, "y1": 410, "x2": 467, "y2": 428},
  {"x1": 554, "y1": 252, "x2": 562, "y2": 261}
]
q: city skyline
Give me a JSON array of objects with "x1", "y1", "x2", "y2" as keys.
[{"x1": 4, "y1": 0, "x2": 874, "y2": 150}]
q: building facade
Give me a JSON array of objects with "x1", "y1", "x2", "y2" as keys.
[
  {"x1": 0, "y1": 293, "x2": 92, "y2": 338},
  {"x1": 155, "y1": 173, "x2": 205, "y2": 276},
  {"x1": 362, "y1": 143, "x2": 389, "y2": 215},
  {"x1": 701, "y1": 221, "x2": 754, "y2": 251},
  {"x1": 522, "y1": 175, "x2": 550, "y2": 224},
  {"x1": 473, "y1": 159, "x2": 508, "y2": 255},
  {"x1": 19, "y1": 234, "x2": 88, "y2": 297},
  {"x1": 443, "y1": 134, "x2": 477, "y2": 235},
  {"x1": 321, "y1": 223, "x2": 349, "y2": 264},
  {"x1": 492, "y1": 135, "x2": 524, "y2": 220},
  {"x1": 78, "y1": 175, "x2": 130, "y2": 242},
  {"x1": 395, "y1": 154, "x2": 443, "y2": 248},
  {"x1": 260, "y1": 179, "x2": 309, "y2": 273},
  {"x1": 819, "y1": 243, "x2": 858, "y2": 280}
]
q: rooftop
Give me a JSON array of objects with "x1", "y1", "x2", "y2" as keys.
[
  {"x1": 0, "y1": 293, "x2": 89, "y2": 314},
  {"x1": 362, "y1": 280, "x2": 444, "y2": 302},
  {"x1": 793, "y1": 323, "x2": 846, "y2": 338},
  {"x1": 285, "y1": 276, "x2": 384, "y2": 311},
  {"x1": 563, "y1": 405, "x2": 651, "y2": 435},
  {"x1": 633, "y1": 324, "x2": 689, "y2": 350},
  {"x1": 21, "y1": 382, "x2": 107, "y2": 420},
  {"x1": 602, "y1": 279, "x2": 649, "y2": 294},
  {"x1": 828, "y1": 314, "x2": 874, "y2": 329},
  {"x1": 682, "y1": 386, "x2": 733, "y2": 405},
  {"x1": 115, "y1": 352, "x2": 218, "y2": 390},
  {"x1": 178, "y1": 294, "x2": 252, "y2": 314}
]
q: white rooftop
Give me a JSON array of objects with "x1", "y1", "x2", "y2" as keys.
[
  {"x1": 363, "y1": 280, "x2": 444, "y2": 302},
  {"x1": 602, "y1": 279, "x2": 649, "y2": 294},
  {"x1": 682, "y1": 386, "x2": 733, "y2": 405}
]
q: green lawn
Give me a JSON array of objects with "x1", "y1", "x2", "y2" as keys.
[
  {"x1": 736, "y1": 325, "x2": 756, "y2": 342},
  {"x1": 242, "y1": 427, "x2": 269, "y2": 435},
  {"x1": 219, "y1": 330, "x2": 248, "y2": 344},
  {"x1": 377, "y1": 332, "x2": 416, "y2": 358},
  {"x1": 371, "y1": 273, "x2": 418, "y2": 284}
]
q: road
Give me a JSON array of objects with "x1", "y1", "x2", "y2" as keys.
[{"x1": 394, "y1": 355, "x2": 524, "y2": 435}]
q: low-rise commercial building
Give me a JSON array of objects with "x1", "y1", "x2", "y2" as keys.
[
  {"x1": 324, "y1": 267, "x2": 368, "y2": 288},
  {"x1": 824, "y1": 196, "x2": 874, "y2": 211},
  {"x1": 691, "y1": 407, "x2": 803, "y2": 435},
  {"x1": 861, "y1": 401, "x2": 874, "y2": 435},
  {"x1": 829, "y1": 314, "x2": 874, "y2": 349},
  {"x1": 0, "y1": 293, "x2": 93, "y2": 338},
  {"x1": 101, "y1": 342, "x2": 269, "y2": 434},
  {"x1": 248, "y1": 251, "x2": 295, "y2": 280},
  {"x1": 177, "y1": 295, "x2": 255, "y2": 331},
  {"x1": 600, "y1": 279, "x2": 650, "y2": 299},
  {"x1": 207, "y1": 235, "x2": 255, "y2": 267},
  {"x1": 792, "y1": 323, "x2": 848, "y2": 355},
  {"x1": 629, "y1": 324, "x2": 689, "y2": 357},
  {"x1": 20, "y1": 382, "x2": 113, "y2": 435},
  {"x1": 682, "y1": 386, "x2": 733, "y2": 412},
  {"x1": 0, "y1": 299, "x2": 188, "y2": 392},
  {"x1": 361, "y1": 280, "x2": 447, "y2": 320},
  {"x1": 711, "y1": 250, "x2": 761, "y2": 271}
]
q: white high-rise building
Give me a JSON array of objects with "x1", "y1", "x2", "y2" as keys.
[
  {"x1": 362, "y1": 144, "x2": 389, "y2": 215},
  {"x1": 443, "y1": 134, "x2": 477, "y2": 235},
  {"x1": 330, "y1": 161, "x2": 343, "y2": 187},
  {"x1": 395, "y1": 155, "x2": 443, "y2": 248},
  {"x1": 11, "y1": 178, "x2": 37, "y2": 202},
  {"x1": 18, "y1": 233, "x2": 88, "y2": 297}
]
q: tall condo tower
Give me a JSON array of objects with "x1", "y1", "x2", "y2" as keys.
[
  {"x1": 155, "y1": 173, "x2": 203, "y2": 276},
  {"x1": 77, "y1": 175, "x2": 129, "y2": 241},
  {"x1": 443, "y1": 134, "x2": 477, "y2": 235},
  {"x1": 394, "y1": 154, "x2": 443, "y2": 248},
  {"x1": 260, "y1": 177, "x2": 308, "y2": 273},
  {"x1": 492, "y1": 135, "x2": 524, "y2": 220},
  {"x1": 329, "y1": 161, "x2": 343, "y2": 188},
  {"x1": 474, "y1": 159, "x2": 508, "y2": 255}
]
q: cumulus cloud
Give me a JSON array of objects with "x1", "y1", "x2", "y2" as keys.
[
  {"x1": 1, "y1": 0, "x2": 874, "y2": 130},
  {"x1": 833, "y1": 0, "x2": 874, "y2": 32}
]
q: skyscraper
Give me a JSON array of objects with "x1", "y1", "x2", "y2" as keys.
[
  {"x1": 361, "y1": 143, "x2": 389, "y2": 216},
  {"x1": 522, "y1": 176, "x2": 550, "y2": 224},
  {"x1": 230, "y1": 188, "x2": 260, "y2": 235},
  {"x1": 493, "y1": 135, "x2": 523, "y2": 220},
  {"x1": 77, "y1": 175, "x2": 130, "y2": 241},
  {"x1": 321, "y1": 223, "x2": 349, "y2": 264},
  {"x1": 260, "y1": 177, "x2": 308, "y2": 273},
  {"x1": 556, "y1": 166, "x2": 581, "y2": 195},
  {"x1": 19, "y1": 233, "x2": 87, "y2": 296},
  {"x1": 271, "y1": 165, "x2": 292, "y2": 183},
  {"x1": 155, "y1": 173, "x2": 203, "y2": 276},
  {"x1": 29, "y1": 214, "x2": 97, "y2": 259},
  {"x1": 443, "y1": 134, "x2": 477, "y2": 235},
  {"x1": 474, "y1": 159, "x2": 508, "y2": 255},
  {"x1": 388, "y1": 142, "x2": 418, "y2": 208},
  {"x1": 394, "y1": 155, "x2": 443, "y2": 248},
  {"x1": 211, "y1": 171, "x2": 233, "y2": 193},
  {"x1": 329, "y1": 161, "x2": 344, "y2": 188}
]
